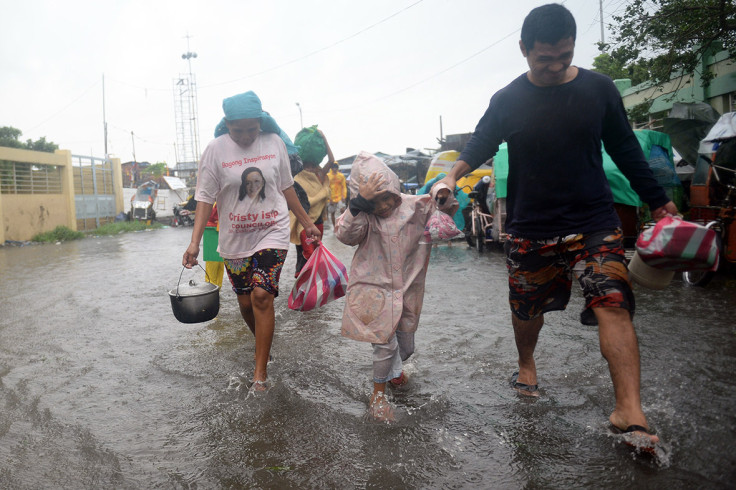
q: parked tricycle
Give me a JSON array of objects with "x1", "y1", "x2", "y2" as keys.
[
  {"x1": 682, "y1": 131, "x2": 736, "y2": 286},
  {"x1": 128, "y1": 180, "x2": 158, "y2": 222}
]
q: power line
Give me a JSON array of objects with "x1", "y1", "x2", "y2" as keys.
[
  {"x1": 102, "y1": 1, "x2": 426, "y2": 93},
  {"x1": 309, "y1": 0, "x2": 575, "y2": 112},
  {"x1": 370, "y1": 29, "x2": 520, "y2": 104},
  {"x1": 106, "y1": 76, "x2": 168, "y2": 93},
  {"x1": 201, "y1": 0, "x2": 425, "y2": 89},
  {"x1": 108, "y1": 123, "x2": 172, "y2": 146},
  {"x1": 605, "y1": 0, "x2": 630, "y2": 15},
  {"x1": 26, "y1": 80, "x2": 100, "y2": 132},
  {"x1": 368, "y1": 0, "x2": 567, "y2": 104}
]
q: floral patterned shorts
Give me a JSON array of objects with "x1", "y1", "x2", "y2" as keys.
[
  {"x1": 504, "y1": 228, "x2": 634, "y2": 325},
  {"x1": 224, "y1": 249, "x2": 288, "y2": 297}
]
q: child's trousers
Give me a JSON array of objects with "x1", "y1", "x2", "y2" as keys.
[{"x1": 372, "y1": 331, "x2": 415, "y2": 383}]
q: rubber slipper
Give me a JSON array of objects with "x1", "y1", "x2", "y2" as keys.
[
  {"x1": 389, "y1": 371, "x2": 407, "y2": 386},
  {"x1": 610, "y1": 424, "x2": 658, "y2": 455},
  {"x1": 509, "y1": 371, "x2": 539, "y2": 395}
]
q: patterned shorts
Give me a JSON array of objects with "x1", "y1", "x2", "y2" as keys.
[
  {"x1": 504, "y1": 229, "x2": 634, "y2": 325},
  {"x1": 224, "y1": 249, "x2": 288, "y2": 297}
]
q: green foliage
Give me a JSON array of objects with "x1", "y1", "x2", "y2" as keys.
[
  {"x1": 608, "y1": 0, "x2": 736, "y2": 88},
  {"x1": 29, "y1": 221, "x2": 163, "y2": 243},
  {"x1": 31, "y1": 226, "x2": 85, "y2": 243},
  {"x1": 90, "y1": 221, "x2": 163, "y2": 236},
  {"x1": 25, "y1": 137, "x2": 58, "y2": 153},
  {"x1": 0, "y1": 127, "x2": 24, "y2": 148},
  {"x1": 592, "y1": 48, "x2": 651, "y2": 86},
  {"x1": 141, "y1": 162, "x2": 169, "y2": 178},
  {"x1": 627, "y1": 102, "x2": 654, "y2": 125},
  {"x1": 0, "y1": 126, "x2": 59, "y2": 152}
]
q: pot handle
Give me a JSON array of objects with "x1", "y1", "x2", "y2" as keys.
[{"x1": 176, "y1": 263, "x2": 212, "y2": 298}]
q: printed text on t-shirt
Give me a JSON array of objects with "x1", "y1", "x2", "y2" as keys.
[
  {"x1": 228, "y1": 210, "x2": 279, "y2": 233},
  {"x1": 222, "y1": 154, "x2": 276, "y2": 168}
]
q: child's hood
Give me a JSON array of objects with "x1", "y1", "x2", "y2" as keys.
[{"x1": 348, "y1": 151, "x2": 401, "y2": 201}]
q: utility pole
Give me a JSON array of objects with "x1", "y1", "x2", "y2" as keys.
[
  {"x1": 296, "y1": 102, "x2": 303, "y2": 129},
  {"x1": 102, "y1": 73, "x2": 108, "y2": 158},
  {"x1": 131, "y1": 131, "x2": 137, "y2": 163},
  {"x1": 599, "y1": 0, "x2": 605, "y2": 45},
  {"x1": 131, "y1": 131, "x2": 138, "y2": 186}
]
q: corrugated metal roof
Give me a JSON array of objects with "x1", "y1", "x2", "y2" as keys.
[{"x1": 162, "y1": 175, "x2": 188, "y2": 190}]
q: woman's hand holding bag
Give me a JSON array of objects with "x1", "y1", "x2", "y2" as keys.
[{"x1": 288, "y1": 243, "x2": 348, "y2": 311}]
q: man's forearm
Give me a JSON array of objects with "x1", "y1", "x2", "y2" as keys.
[{"x1": 449, "y1": 160, "x2": 472, "y2": 180}]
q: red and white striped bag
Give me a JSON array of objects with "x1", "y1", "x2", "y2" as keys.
[
  {"x1": 635, "y1": 216, "x2": 720, "y2": 271},
  {"x1": 288, "y1": 243, "x2": 348, "y2": 311}
]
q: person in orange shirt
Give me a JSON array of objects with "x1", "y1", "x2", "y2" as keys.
[{"x1": 327, "y1": 162, "x2": 347, "y2": 229}]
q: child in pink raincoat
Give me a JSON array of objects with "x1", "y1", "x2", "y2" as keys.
[{"x1": 335, "y1": 151, "x2": 458, "y2": 422}]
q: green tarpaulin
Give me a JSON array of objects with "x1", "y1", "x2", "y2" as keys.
[
  {"x1": 493, "y1": 143, "x2": 509, "y2": 199},
  {"x1": 493, "y1": 130, "x2": 680, "y2": 207}
]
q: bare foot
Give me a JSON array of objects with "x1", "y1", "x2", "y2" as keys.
[
  {"x1": 249, "y1": 379, "x2": 268, "y2": 393},
  {"x1": 369, "y1": 392, "x2": 395, "y2": 423}
]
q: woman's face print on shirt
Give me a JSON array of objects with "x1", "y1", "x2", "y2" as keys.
[{"x1": 239, "y1": 167, "x2": 266, "y2": 201}]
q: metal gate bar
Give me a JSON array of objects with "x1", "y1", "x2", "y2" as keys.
[{"x1": 72, "y1": 154, "x2": 116, "y2": 229}]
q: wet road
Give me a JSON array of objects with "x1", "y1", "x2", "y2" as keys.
[{"x1": 1, "y1": 226, "x2": 735, "y2": 488}]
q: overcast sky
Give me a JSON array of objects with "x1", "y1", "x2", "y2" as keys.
[{"x1": 2, "y1": 0, "x2": 627, "y2": 165}]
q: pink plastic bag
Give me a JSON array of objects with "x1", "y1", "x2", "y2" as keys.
[
  {"x1": 424, "y1": 210, "x2": 464, "y2": 241},
  {"x1": 288, "y1": 243, "x2": 348, "y2": 311},
  {"x1": 636, "y1": 216, "x2": 720, "y2": 271}
]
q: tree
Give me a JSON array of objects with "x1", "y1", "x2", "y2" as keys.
[
  {"x1": 607, "y1": 0, "x2": 736, "y2": 88},
  {"x1": 592, "y1": 48, "x2": 655, "y2": 124},
  {"x1": 141, "y1": 162, "x2": 169, "y2": 179},
  {"x1": 0, "y1": 126, "x2": 24, "y2": 149},
  {"x1": 592, "y1": 48, "x2": 650, "y2": 87},
  {"x1": 0, "y1": 126, "x2": 59, "y2": 152},
  {"x1": 25, "y1": 136, "x2": 58, "y2": 153}
]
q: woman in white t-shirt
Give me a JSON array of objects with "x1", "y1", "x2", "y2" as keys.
[{"x1": 183, "y1": 91, "x2": 320, "y2": 390}]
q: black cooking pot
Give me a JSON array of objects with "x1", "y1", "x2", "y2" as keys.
[{"x1": 169, "y1": 265, "x2": 220, "y2": 323}]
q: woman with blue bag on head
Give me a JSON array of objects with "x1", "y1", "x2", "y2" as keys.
[{"x1": 182, "y1": 90, "x2": 320, "y2": 391}]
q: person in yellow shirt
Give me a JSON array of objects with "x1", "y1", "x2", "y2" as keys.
[
  {"x1": 327, "y1": 162, "x2": 347, "y2": 229},
  {"x1": 289, "y1": 130, "x2": 334, "y2": 277}
]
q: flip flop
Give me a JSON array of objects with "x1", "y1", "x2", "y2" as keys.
[
  {"x1": 610, "y1": 424, "x2": 658, "y2": 455},
  {"x1": 509, "y1": 371, "x2": 539, "y2": 395}
]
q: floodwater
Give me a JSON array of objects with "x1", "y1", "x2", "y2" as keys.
[{"x1": 1, "y1": 226, "x2": 735, "y2": 489}]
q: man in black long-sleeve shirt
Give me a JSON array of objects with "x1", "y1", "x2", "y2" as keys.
[{"x1": 435, "y1": 3, "x2": 677, "y2": 451}]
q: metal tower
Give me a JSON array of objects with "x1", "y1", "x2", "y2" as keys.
[{"x1": 173, "y1": 44, "x2": 200, "y2": 183}]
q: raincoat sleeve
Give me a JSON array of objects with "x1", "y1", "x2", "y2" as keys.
[{"x1": 334, "y1": 204, "x2": 369, "y2": 246}]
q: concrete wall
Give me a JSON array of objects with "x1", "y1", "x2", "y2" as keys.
[
  {"x1": 0, "y1": 147, "x2": 75, "y2": 243},
  {"x1": 0, "y1": 147, "x2": 123, "y2": 242},
  {"x1": 2, "y1": 193, "x2": 71, "y2": 241}
]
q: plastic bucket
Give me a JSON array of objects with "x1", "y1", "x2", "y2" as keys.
[{"x1": 628, "y1": 251, "x2": 674, "y2": 290}]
